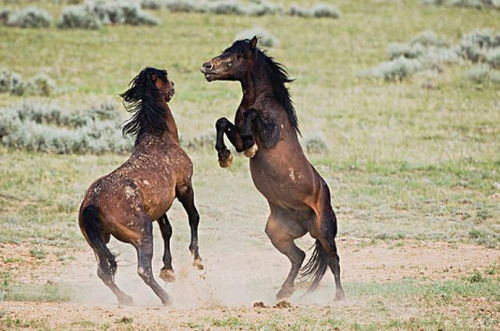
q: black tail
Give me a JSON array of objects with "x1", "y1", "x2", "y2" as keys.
[
  {"x1": 81, "y1": 205, "x2": 117, "y2": 275},
  {"x1": 299, "y1": 240, "x2": 329, "y2": 292}
]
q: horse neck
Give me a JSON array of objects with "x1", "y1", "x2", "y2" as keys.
[
  {"x1": 160, "y1": 103, "x2": 180, "y2": 143},
  {"x1": 240, "y1": 66, "x2": 273, "y2": 106}
]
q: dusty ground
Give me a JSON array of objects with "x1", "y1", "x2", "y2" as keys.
[{"x1": 1, "y1": 237, "x2": 498, "y2": 329}]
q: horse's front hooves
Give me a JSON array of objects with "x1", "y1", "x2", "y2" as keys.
[
  {"x1": 193, "y1": 258, "x2": 204, "y2": 270},
  {"x1": 334, "y1": 289, "x2": 345, "y2": 301},
  {"x1": 218, "y1": 152, "x2": 233, "y2": 168},
  {"x1": 159, "y1": 268, "x2": 176, "y2": 283},
  {"x1": 244, "y1": 144, "x2": 258, "y2": 158}
]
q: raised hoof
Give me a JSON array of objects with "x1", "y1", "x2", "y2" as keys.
[
  {"x1": 218, "y1": 151, "x2": 233, "y2": 168},
  {"x1": 335, "y1": 288, "x2": 345, "y2": 301},
  {"x1": 159, "y1": 268, "x2": 176, "y2": 283},
  {"x1": 118, "y1": 294, "x2": 134, "y2": 306},
  {"x1": 193, "y1": 258, "x2": 204, "y2": 270},
  {"x1": 276, "y1": 286, "x2": 294, "y2": 300},
  {"x1": 243, "y1": 143, "x2": 258, "y2": 158}
]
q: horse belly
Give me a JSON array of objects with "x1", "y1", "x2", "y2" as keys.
[{"x1": 249, "y1": 159, "x2": 313, "y2": 210}]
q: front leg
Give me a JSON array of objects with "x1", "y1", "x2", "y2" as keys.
[
  {"x1": 215, "y1": 117, "x2": 246, "y2": 168},
  {"x1": 241, "y1": 109, "x2": 280, "y2": 154}
]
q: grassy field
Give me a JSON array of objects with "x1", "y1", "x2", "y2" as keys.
[{"x1": 0, "y1": 0, "x2": 499, "y2": 330}]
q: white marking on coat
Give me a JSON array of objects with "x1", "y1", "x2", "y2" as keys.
[{"x1": 289, "y1": 168, "x2": 295, "y2": 181}]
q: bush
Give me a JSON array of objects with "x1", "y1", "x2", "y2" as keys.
[
  {"x1": 235, "y1": 27, "x2": 279, "y2": 47},
  {"x1": 457, "y1": 29, "x2": 500, "y2": 63},
  {"x1": 206, "y1": 0, "x2": 246, "y2": 15},
  {"x1": 6, "y1": 7, "x2": 51, "y2": 28},
  {"x1": 466, "y1": 64, "x2": 500, "y2": 84},
  {"x1": 24, "y1": 74, "x2": 58, "y2": 96},
  {"x1": 141, "y1": 0, "x2": 164, "y2": 10},
  {"x1": 0, "y1": 69, "x2": 59, "y2": 96},
  {"x1": 58, "y1": 5, "x2": 101, "y2": 29},
  {"x1": 363, "y1": 57, "x2": 423, "y2": 81},
  {"x1": 0, "y1": 101, "x2": 131, "y2": 154},
  {"x1": 0, "y1": 9, "x2": 10, "y2": 25},
  {"x1": 58, "y1": 0, "x2": 159, "y2": 29},
  {"x1": 164, "y1": 0, "x2": 205, "y2": 12},
  {"x1": 304, "y1": 133, "x2": 329, "y2": 154},
  {"x1": 245, "y1": 0, "x2": 281, "y2": 16},
  {"x1": 422, "y1": 0, "x2": 500, "y2": 8},
  {"x1": 288, "y1": 4, "x2": 312, "y2": 17},
  {"x1": 311, "y1": 3, "x2": 340, "y2": 18},
  {"x1": 0, "y1": 69, "x2": 25, "y2": 96}
]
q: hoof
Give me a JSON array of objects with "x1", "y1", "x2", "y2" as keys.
[
  {"x1": 244, "y1": 143, "x2": 258, "y2": 158},
  {"x1": 218, "y1": 152, "x2": 233, "y2": 168},
  {"x1": 193, "y1": 258, "x2": 204, "y2": 270},
  {"x1": 159, "y1": 268, "x2": 176, "y2": 282},
  {"x1": 335, "y1": 288, "x2": 345, "y2": 301},
  {"x1": 118, "y1": 294, "x2": 134, "y2": 306},
  {"x1": 160, "y1": 297, "x2": 171, "y2": 306},
  {"x1": 276, "y1": 286, "x2": 294, "y2": 300}
]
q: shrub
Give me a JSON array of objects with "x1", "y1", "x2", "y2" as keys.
[
  {"x1": 0, "y1": 69, "x2": 25, "y2": 96},
  {"x1": 141, "y1": 0, "x2": 164, "y2": 10},
  {"x1": 466, "y1": 64, "x2": 500, "y2": 84},
  {"x1": 245, "y1": 0, "x2": 281, "y2": 16},
  {"x1": 58, "y1": 5, "x2": 101, "y2": 29},
  {"x1": 363, "y1": 57, "x2": 423, "y2": 81},
  {"x1": 288, "y1": 4, "x2": 312, "y2": 17},
  {"x1": 206, "y1": 0, "x2": 246, "y2": 15},
  {"x1": 304, "y1": 133, "x2": 329, "y2": 154},
  {"x1": 235, "y1": 27, "x2": 279, "y2": 47},
  {"x1": 6, "y1": 7, "x2": 51, "y2": 28},
  {"x1": 311, "y1": 3, "x2": 340, "y2": 18},
  {"x1": 0, "y1": 100, "x2": 131, "y2": 154},
  {"x1": 58, "y1": 0, "x2": 159, "y2": 29},
  {"x1": 24, "y1": 74, "x2": 58, "y2": 96},
  {"x1": 0, "y1": 69, "x2": 59, "y2": 96},
  {"x1": 184, "y1": 132, "x2": 215, "y2": 150},
  {"x1": 164, "y1": 0, "x2": 205, "y2": 12},
  {"x1": 0, "y1": 9, "x2": 10, "y2": 25},
  {"x1": 457, "y1": 29, "x2": 500, "y2": 63},
  {"x1": 422, "y1": 0, "x2": 500, "y2": 8},
  {"x1": 485, "y1": 47, "x2": 500, "y2": 68}
]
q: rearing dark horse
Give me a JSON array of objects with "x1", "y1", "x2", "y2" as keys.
[{"x1": 201, "y1": 37, "x2": 344, "y2": 301}]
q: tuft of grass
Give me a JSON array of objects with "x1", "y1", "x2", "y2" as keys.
[
  {"x1": 29, "y1": 246, "x2": 47, "y2": 259},
  {"x1": 235, "y1": 26, "x2": 279, "y2": 47}
]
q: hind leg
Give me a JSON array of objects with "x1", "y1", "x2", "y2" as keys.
[
  {"x1": 134, "y1": 219, "x2": 170, "y2": 305},
  {"x1": 94, "y1": 249, "x2": 133, "y2": 305},
  {"x1": 310, "y1": 184, "x2": 345, "y2": 300},
  {"x1": 177, "y1": 183, "x2": 203, "y2": 270},
  {"x1": 158, "y1": 215, "x2": 176, "y2": 282},
  {"x1": 265, "y1": 212, "x2": 307, "y2": 300}
]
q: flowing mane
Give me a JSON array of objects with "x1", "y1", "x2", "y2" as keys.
[
  {"x1": 225, "y1": 40, "x2": 300, "y2": 134},
  {"x1": 120, "y1": 67, "x2": 169, "y2": 144}
]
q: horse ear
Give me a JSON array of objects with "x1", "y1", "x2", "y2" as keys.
[{"x1": 249, "y1": 36, "x2": 258, "y2": 50}]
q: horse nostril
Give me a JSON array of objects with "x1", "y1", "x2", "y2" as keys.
[{"x1": 203, "y1": 62, "x2": 213, "y2": 71}]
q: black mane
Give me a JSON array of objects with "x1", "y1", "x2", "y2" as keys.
[
  {"x1": 225, "y1": 40, "x2": 300, "y2": 134},
  {"x1": 120, "y1": 67, "x2": 169, "y2": 144}
]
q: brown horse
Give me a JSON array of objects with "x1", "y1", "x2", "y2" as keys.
[
  {"x1": 78, "y1": 67, "x2": 202, "y2": 305},
  {"x1": 201, "y1": 37, "x2": 344, "y2": 301}
]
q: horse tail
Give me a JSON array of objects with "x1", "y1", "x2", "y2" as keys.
[
  {"x1": 81, "y1": 205, "x2": 117, "y2": 275},
  {"x1": 299, "y1": 239, "x2": 330, "y2": 292}
]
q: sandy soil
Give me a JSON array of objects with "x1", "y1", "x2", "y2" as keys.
[{"x1": 0, "y1": 236, "x2": 498, "y2": 329}]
